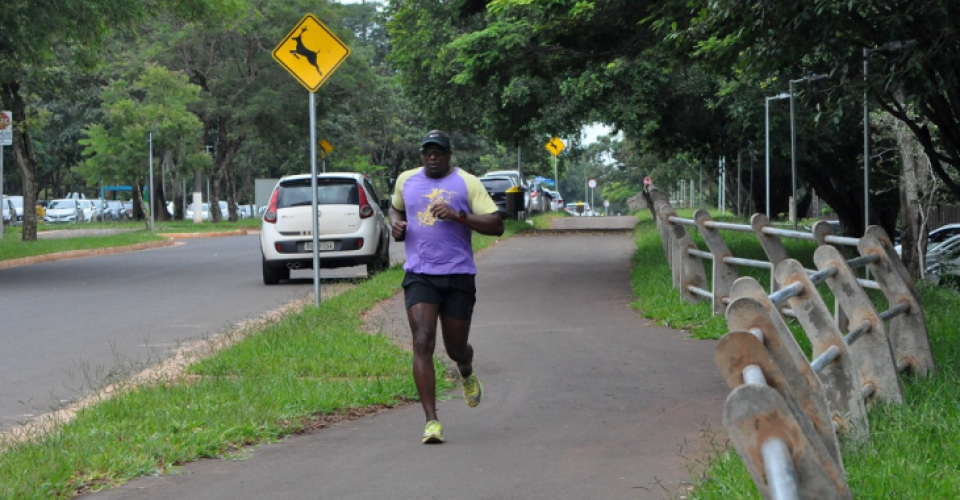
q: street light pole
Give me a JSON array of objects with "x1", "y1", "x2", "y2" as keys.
[
  {"x1": 789, "y1": 73, "x2": 829, "y2": 230},
  {"x1": 148, "y1": 131, "x2": 154, "y2": 232},
  {"x1": 765, "y1": 92, "x2": 790, "y2": 219}
]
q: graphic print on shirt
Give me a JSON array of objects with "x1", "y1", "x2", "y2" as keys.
[{"x1": 416, "y1": 188, "x2": 458, "y2": 227}]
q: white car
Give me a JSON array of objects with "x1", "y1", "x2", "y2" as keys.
[
  {"x1": 43, "y1": 199, "x2": 82, "y2": 223},
  {"x1": 260, "y1": 172, "x2": 391, "y2": 284},
  {"x1": 186, "y1": 203, "x2": 210, "y2": 221},
  {"x1": 895, "y1": 223, "x2": 960, "y2": 256},
  {"x1": 565, "y1": 202, "x2": 594, "y2": 217},
  {"x1": 76, "y1": 199, "x2": 96, "y2": 222},
  {"x1": 3, "y1": 195, "x2": 24, "y2": 225}
]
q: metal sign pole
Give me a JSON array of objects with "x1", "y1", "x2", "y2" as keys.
[
  {"x1": 553, "y1": 155, "x2": 558, "y2": 209},
  {"x1": 310, "y1": 91, "x2": 321, "y2": 307}
]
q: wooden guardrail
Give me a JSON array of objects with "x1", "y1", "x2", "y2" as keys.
[{"x1": 643, "y1": 186, "x2": 935, "y2": 499}]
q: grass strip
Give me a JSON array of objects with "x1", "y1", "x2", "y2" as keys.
[
  {"x1": 629, "y1": 210, "x2": 960, "y2": 499},
  {"x1": 0, "y1": 219, "x2": 528, "y2": 498}
]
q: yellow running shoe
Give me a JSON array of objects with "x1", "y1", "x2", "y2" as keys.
[
  {"x1": 462, "y1": 371, "x2": 483, "y2": 407},
  {"x1": 422, "y1": 420, "x2": 443, "y2": 444}
]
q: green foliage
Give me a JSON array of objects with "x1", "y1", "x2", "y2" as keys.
[{"x1": 77, "y1": 66, "x2": 210, "y2": 186}]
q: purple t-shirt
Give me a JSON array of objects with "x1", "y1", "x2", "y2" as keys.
[{"x1": 392, "y1": 167, "x2": 498, "y2": 275}]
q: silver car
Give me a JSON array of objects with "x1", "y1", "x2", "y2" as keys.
[{"x1": 43, "y1": 199, "x2": 82, "y2": 223}]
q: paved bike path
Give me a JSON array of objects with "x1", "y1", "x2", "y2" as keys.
[{"x1": 92, "y1": 231, "x2": 728, "y2": 500}]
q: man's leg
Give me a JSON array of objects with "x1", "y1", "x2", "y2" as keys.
[
  {"x1": 441, "y1": 314, "x2": 483, "y2": 407},
  {"x1": 440, "y1": 316, "x2": 474, "y2": 378},
  {"x1": 407, "y1": 302, "x2": 441, "y2": 422}
]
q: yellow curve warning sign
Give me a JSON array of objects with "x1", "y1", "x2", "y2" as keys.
[{"x1": 273, "y1": 14, "x2": 351, "y2": 92}]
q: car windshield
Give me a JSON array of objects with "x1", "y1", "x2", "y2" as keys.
[
  {"x1": 48, "y1": 200, "x2": 73, "y2": 209},
  {"x1": 930, "y1": 227, "x2": 960, "y2": 245},
  {"x1": 9, "y1": 198, "x2": 23, "y2": 208},
  {"x1": 481, "y1": 179, "x2": 513, "y2": 191},
  {"x1": 277, "y1": 180, "x2": 359, "y2": 208}
]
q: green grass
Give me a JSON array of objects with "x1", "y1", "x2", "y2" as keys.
[
  {"x1": 0, "y1": 219, "x2": 262, "y2": 262},
  {"x1": 0, "y1": 217, "x2": 528, "y2": 499},
  {"x1": 629, "y1": 210, "x2": 960, "y2": 499},
  {"x1": 0, "y1": 229, "x2": 166, "y2": 261}
]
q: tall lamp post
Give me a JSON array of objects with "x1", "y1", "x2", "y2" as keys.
[
  {"x1": 863, "y1": 40, "x2": 916, "y2": 234},
  {"x1": 765, "y1": 92, "x2": 790, "y2": 218},
  {"x1": 148, "y1": 131, "x2": 155, "y2": 232},
  {"x1": 789, "y1": 73, "x2": 829, "y2": 230}
]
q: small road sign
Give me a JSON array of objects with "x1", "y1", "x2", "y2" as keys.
[
  {"x1": 588, "y1": 179, "x2": 597, "y2": 189},
  {"x1": 0, "y1": 111, "x2": 12, "y2": 146},
  {"x1": 545, "y1": 136, "x2": 565, "y2": 156},
  {"x1": 319, "y1": 139, "x2": 333, "y2": 154},
  {"x1": 644, "y1": 176, "x2": 651, "y2": 186},
  {"x1": 273, "y1": 14, "x2": 351, "y2": 92}
]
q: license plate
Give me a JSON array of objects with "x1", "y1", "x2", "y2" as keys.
[{"x1": 304, "y1": 241, "x2": 334, "y2": 252}]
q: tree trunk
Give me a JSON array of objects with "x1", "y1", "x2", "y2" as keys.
[
  {"x1": 131, "y1": 181, "x2": 147, "y2": 226},
  {"x1": 2, "y1": 82, "x2": 39, "y2": 241},
  {"x1": 209, "y1": 117, "x2": 243, "y2": 223}
]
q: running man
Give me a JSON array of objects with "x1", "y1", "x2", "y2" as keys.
[{"x1": 389, "y1": 130, "x2": 504, "y2": 443}]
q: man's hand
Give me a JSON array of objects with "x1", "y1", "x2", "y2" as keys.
[
  {"x1": 391, "y1": 220, "x2": 408, "y2": 241},
  {"x1": 429, "y1": 203, "x2": 458, "y2": 222}
]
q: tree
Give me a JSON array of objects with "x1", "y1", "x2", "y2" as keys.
[
  {"x1": 0, "y1": 0, "x2": 246, "y2": 239},
  {"x1": 78, "y1": 66, "x2": 211, "y2": 228}
]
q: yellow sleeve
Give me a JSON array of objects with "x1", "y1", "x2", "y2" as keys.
[
  {"x1": 391, "y1": 168, "x2": 420, "y2": 211},
  {"x1": 461, "y1": 171, "x2": 499, "y2": 215}
]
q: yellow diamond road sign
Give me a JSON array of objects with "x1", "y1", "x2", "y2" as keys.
[
  {"x1": 545, "y1": 136, "x2": 565, "y2": 156},
  {"x1": 273, "y1": 14, "x2": 351, "y2": 92},
  {"x1": 319, "y1": 139, "x2": 333, "y2": 154}
]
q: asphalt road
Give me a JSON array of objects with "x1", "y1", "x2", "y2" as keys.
[
  {"x1": 0, "y1": 234, "x2": 405, "y2": 430},
  {"x1": 88, "y1": 221, "x2": 729, "y2": 500}
]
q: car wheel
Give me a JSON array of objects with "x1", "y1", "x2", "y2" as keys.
[{"x1": 263, "y1": 259, "x2": 289, "y2": 285}]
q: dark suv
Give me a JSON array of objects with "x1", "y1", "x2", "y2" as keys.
[{"x1": 480, "y1": 176, "x2": 516, "y2": 218}]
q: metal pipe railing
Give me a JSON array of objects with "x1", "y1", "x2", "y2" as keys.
[{"x1": 762, "y1": 438, "x2": 802, "y2": 500}]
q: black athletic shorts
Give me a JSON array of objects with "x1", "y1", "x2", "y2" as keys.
[{"x1": 402, "y1": 272, "x2": 477, "y2": 320}]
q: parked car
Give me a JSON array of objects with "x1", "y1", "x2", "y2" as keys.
[
  {"x1": 565, "y1": 202, "x2": 595, "y2": 217},
  {"x1": 122, "y1": 201, "x2": 134, "y2": 220},
  {"x1": 186, "y1": 203, "x2": 210, "y2": 221},
  {"x1": 103, "y1": 200, "x2": 123, "y2": 220},
  {"x1": 2, "y1": 198, "x2": 14, "y2": 225},
  {"x1": 483, "y1": 170, "x2": 530, "y2": 212},
  {"x1": 479, "y1": 176, "x2": 517, "y2": 219},
  {"x1": 3, "y1": 195, "x2": 23, "y2": 225},
  {"x1": 924, "y1": 233, "x2": 960, "y2": 285},
  {"x1": 238, "y1": 205, "x2": 255, "y2": 219},
  {"x1": 895, "y1": 223, "x2": 960, "y2": 256},
  {"x1": 43, "y1": 199, "x2": 82, "y2": 223},
  {"x1": 89, "y1": 199, "x2": 110, "y2": 221},
  {"x1": 74, "y1": 199, "x2": 95, "y2": 222},
  {"x1": 526, "y1": 183, "x2": 548, "y2": 214},
  {"x1": 260, "y1": 172, "x2": 391, "y2": 284},
  {"x1": 544, "y1": 189, "x2": 563, "y2": 211}
]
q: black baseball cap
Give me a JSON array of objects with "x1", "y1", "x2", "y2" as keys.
[{"x1": 420, "y1": 130, "x2": 452, "y2": 150}]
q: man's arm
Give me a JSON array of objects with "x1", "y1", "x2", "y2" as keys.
[
  {"x1": 428, "y1": 203, "x2": 504, "y2": 237},
  {"x1": 389, "y1": 205, "x2": 408, "y2": 241},
  {"x1": 465, "y1": 212, "x2": 504, "y2": 237}
]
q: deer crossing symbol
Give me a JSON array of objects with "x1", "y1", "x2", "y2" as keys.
[{"x1": 290, "y1": 27, "x2": 322, "y2": 77}]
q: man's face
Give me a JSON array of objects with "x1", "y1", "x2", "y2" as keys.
[{"x1": 420, "y1": 144, "x2": 452, "y2": 178}]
